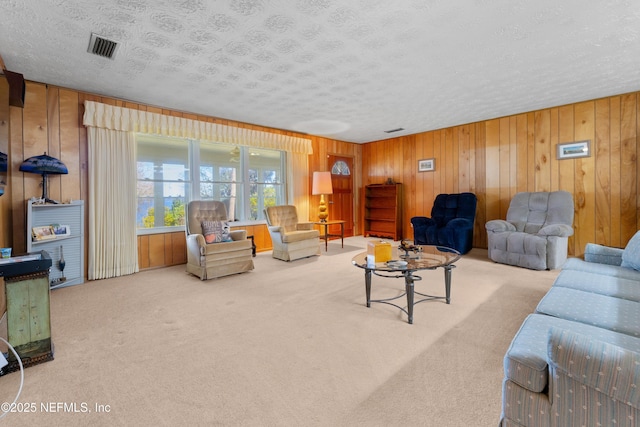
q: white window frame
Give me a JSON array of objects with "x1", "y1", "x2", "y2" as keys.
[{"x1": 136, "y1": 135, "x2": 286, "y2": 235}]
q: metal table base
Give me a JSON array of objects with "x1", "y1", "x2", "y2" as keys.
[{"x1": 364, "y1": 265, "x2": 455, "y2": 324}]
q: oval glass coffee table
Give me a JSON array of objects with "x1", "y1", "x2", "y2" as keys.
[{"x1": 351, "y1": 244, "x2": 461, "y2": 324}]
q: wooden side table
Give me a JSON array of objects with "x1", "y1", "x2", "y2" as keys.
[
  {"x1": 246, "y1": 235, "x2": 256, "y2": 257},
  {"x1": 314, "y1": 220, "x2": 345, "y2": 251}
]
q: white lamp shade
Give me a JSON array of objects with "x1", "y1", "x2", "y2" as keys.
[{"x1": 312, "y1": 171, "x2": 333, "y2": 195}]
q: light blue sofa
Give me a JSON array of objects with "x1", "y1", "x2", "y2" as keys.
[{"x1": 499, "y1": 232, "x2": 640, "y2": 427}]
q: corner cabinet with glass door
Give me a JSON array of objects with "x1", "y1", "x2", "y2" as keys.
[{"x1": 26, "y1": 200, "x2": 85, "y2": 288}]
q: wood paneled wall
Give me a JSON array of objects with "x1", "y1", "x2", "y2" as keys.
[
  {"x1": 0, "y1": 76, "x2": 10, "y2": 248},
  {"x1": 363, "y1": 93, "x2": 640, "y2": 257},
  {"x1": 3, "y1": 79, "x2": 639, "y2": 275},
  {"x1": 2, "y1": 81, "x2": 356, "y2": 273},
  {"x1": 136, "y1": 225, "x2": 273, "y2": 270},
  {"x1": 8, "y1": 84, "x2": 86, "y2": 256},
  {"x1": 309, "y1": 136, "x2": 363, "y2": 234}
]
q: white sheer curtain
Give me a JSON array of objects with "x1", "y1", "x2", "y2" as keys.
[
  {"x1": 287, "y1": 152, "x2": 311, "y2": 220},
  {"x1": 86, "y1": 127, "x2": 139, "y2": 279},
  {"x1": 83, "y1": 101, "x2": 313, "y2": 279}
]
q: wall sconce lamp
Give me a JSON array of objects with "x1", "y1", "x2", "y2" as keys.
[
  {"x1": 312, "y1": 171, "x2": 333, "y2": 222},
  {"x1": 19, "y1": 152, "x2": 68, "y2": 204}
]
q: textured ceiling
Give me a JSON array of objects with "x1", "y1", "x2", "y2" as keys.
[{"x1": 1, "y1": 0, "x2": 640, "y2": 143}]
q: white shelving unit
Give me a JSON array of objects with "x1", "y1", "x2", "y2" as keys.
[{"x1": 26, "y1": 200, "x2": 84, "y2": 288}]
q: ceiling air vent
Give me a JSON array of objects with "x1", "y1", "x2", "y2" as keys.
[
  {"x1": 384, "y1": 127, "x2": 405, "y2": 134},
  {"x1": 87, "y1": 33, "x2": 118, "y2": 59}
]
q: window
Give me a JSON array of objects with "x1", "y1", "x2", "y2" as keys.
[
  {"x1": 137, "y1": 136, "x2": 190, "y2": 230},
  {"x1": 331, "y1": 160, "x2": 351, "y2": 175},
  {"x1": 136, "y1": 134, "x2": 285, "y2": 233},
  {"x1": 248, "y1": 147, "x2": 284, "y2": 220},
  {"x1": 198, "y1": 142, "x2": 243, "y2": 221}
]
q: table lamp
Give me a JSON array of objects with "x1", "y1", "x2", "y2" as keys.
[
  {"x1": 312, "y1": 171, "x2": 333, "y2": 222},
  {"x1": 19, "y1": 152, "x2": 68, "y2": 204}
]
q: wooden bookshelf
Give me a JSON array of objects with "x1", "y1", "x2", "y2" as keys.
[{"x1": 364, "y1": 183, "x2": 402, "y2": 240}]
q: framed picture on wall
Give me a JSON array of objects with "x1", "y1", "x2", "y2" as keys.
[
  {"x1": 557, "y1": 140, "x2": 591, "y2": 160},
  {"x1": 418, "y1": 158, "x2": 435, "y2": 172}
]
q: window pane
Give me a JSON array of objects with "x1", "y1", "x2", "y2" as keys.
[
  {"x1": 136, "y1": 135, "x2": 189, "y2": 229},
  {"x1": 199, "y1": 142, "x2": 242, "y2": 218},
  {"x1": 263, "y1": 184, "x2": 277, "y2": 208},
  {"x1": 249, "y1": 183, "x2": 260, "y2": 219},
  {"x1": 137, "y1": 183, "x2": 188, "y2": 228},
  {"x1": 331, "y1": 160, "x2": 350, "y2": 175},
  {"x1": 200, "y1": 142, "x2": 238, "y2": 175},
  {"x1": 163, "y1": 163, "x2": 188, "y2": 182},
  {"x1": 200, "y1": 182, "x2": 213, "y2": 199},
  {"x1": 200, "y1": 165, "x2": 213, "y2": 182},
  {"x1": 162, "y1": 192, "x2": 187, "y2": 227},
  {"x1": 137, "y1": 161, "x2": 154, "y2": 180},
  {"x1": 219, "y1": 166, "x2": 238, "y2": 183},
  {"x1": 248, "y1": 148, "x2": 284, "y2": 220},
  {"x1": 137, "y1": 184, "x2": 153, "y2": 228},
  {"x1": 249, "y1": 148, "x2": 282, "y2": 180},
  {"x1": 263, "y1": 169, "x2": 279, "y2": 183}
]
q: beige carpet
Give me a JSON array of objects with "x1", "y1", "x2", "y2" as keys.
[{"x1": 0, "y1": 236, "x2": 559, "y2": 426}]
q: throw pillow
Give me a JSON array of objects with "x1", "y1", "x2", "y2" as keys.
[
  {"x1": 621, "y1": 230, "x2": 640, "y2": 271},
  {"x1": 201, "y1": 220, "x2": 232, "y2": 244}
]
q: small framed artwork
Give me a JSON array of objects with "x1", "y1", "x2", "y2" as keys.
[
  {"x1": 418, "y1": 158, "x2": 435, "y2": 172},
  {"x1": 557, "y1": 140, "x2": 591, "y2": 160},
  {"x1": 52, "y1": 224, "x2": 71, "y2": 236},
  {"x1": 32, "y1": 225, "x2": 56, "y2": 241}
]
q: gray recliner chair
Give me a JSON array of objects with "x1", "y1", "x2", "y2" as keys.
[{"x1": 485, "y1": 191, "x2": 574, "y2": 270}]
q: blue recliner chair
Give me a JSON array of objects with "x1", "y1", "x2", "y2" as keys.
[{"x1": 410, "y1": 193, "x2": 477, "y2": 254}]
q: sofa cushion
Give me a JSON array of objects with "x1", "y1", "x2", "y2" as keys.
[
  {"x1": 535, "y1": 287, "x2": 640, "y2": 337},
  {"x1": 584, "y1": 243, "x2": 624, "y2": 265},
  {"x1": 504, "y1": 313, "x2": 640, "y2": 394},
  {"x1": 548, "y1": 327, "x2": 640, "y2": 412},
  {"x1": 202, "y1": 238, "x2": 251, "y2": 255},
  {"x1": 489, "y1": 232, "x2": 547, "y2": 270},
  {"x1": 201, "y1": 220, "x2": 232, "y2": 243},
  {"x1": 265, "y1": 205, "x2": 300, "y2": 233},
  {"x1": 281, "y1": 229, "x2": 319, "y2": 243},
  {"x1": 552, "y1": 269, "x2": 640, "y2": 302},
  {"x1": 622, "y1": 231, "x2": 640, "y2": 271},
  {"x1": 562, "y1": 257, "x2": 640, "y2": 281}
]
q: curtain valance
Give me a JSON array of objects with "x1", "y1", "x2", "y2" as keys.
[{"x1": 83, "y1": 101, "x2": 313, "y2": 154}]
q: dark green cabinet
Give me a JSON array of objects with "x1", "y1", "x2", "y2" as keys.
[{"x1": 0, "y1": 253, "x2": 53, "y2": 374}]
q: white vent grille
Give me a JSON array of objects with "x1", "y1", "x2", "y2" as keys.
[{"x1": 87, "y1": 33, "x2": 118, "y2": 59}]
